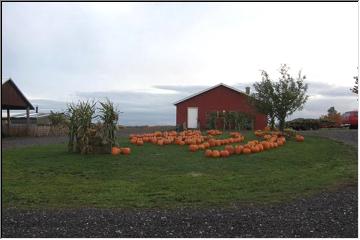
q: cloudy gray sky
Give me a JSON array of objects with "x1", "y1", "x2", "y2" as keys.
[{"x1": 2, "y1": 2, "x2": 358, "y2": 125}]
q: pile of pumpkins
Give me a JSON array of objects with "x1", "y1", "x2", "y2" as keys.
[
  {"x1": 121, "y1": 128, "x2": 305, "y2": 158},
  {"x1": 204, "y1": 134, "x2": 287, "y2": 158},
  {"x1": 128, "y1": 130, "x2": 245, "y2": 148}
]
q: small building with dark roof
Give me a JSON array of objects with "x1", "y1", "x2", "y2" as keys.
[{"x1": 2, "y1": 79, "x2": 34, "y2": 133}]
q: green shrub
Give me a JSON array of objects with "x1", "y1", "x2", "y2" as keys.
[{"x1": 286, "y1": 118, "x2": 320, "y2": 130}]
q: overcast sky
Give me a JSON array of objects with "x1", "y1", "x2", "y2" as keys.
[{"x1": 2, "y1": 2, "x2": 358, "y2": 125}]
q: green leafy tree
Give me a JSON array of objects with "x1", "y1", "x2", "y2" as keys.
[
  {"x1": 273, "y1": 65, "x2": 309, "y2": 131},
  {"x1": 252, "y1": 71, "x2": 276, "y2": 129},
  {"x1": 252, "y1": 64, "x2": 309, "y2": 131},
  {"x1": 48, "y1": 111, "x2": 68, "y2": 126}
]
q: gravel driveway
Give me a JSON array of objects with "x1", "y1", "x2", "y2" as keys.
[
  {"x1": 300, "y1": 129, "x2": 358, "y2": 147},
  {"x1": 2, "y1": 186, "x2": 357, "y2": 238}
]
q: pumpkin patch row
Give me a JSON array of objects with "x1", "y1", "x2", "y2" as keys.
[
  {"x1": 207, "y1": 129, "x2": 223, "y2": 136},
  {"x1": 188, "y1": 136, "x2": 245, "y2": 152},
  {"x1": 128, "y1": 130, "x2": 245, "y2": 148},
  {"x1": 204, "y1": 136, "x2": 287, "y2": 158}
]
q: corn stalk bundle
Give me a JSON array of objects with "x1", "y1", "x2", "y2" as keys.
[{"x1": 66, "y1": 99, "x2": 118, "y2": 154}]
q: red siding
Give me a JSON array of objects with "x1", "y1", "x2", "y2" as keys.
[{"x1": 175, "y1": 85, "x2": 267, "y2": 130}]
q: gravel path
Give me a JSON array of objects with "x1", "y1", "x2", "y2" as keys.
[
  {"x1": 300, "y1": 129, "x2": 358, "y2": 147},
  {"x1": 1, "y1": 136, "x2": 68, "y2": 149},
  {"x1": 2, "y1": 186, "x2": 357, "y2": 238}
]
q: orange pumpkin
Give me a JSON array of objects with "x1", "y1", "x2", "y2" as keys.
[
  {"x1": 262, "y1": 141, "x2": 270, "y2": 150},
  {"x1": 130, "y1": 138, "x2": 137, "y2": 144},
  {"x1": 296, "y1": 135, "x2": 304, "y2": 142},
  {"x1": 225, "y1": 145, "x2": 235, "y2": 155},
  {"x1": 137, "y1": 139, "x2": 144, "y2": 146},
  {"x1": 234, "y1": 145, "x2": 243, "y2": 154},
  {"x1": 121, "y1": 147, "x2": 131, "y2": 155},
  {"x1": 111, "y1": 147, "x2": 121, "y2": 155},
  {"x1": 189, "y1": 144, "x2": 199, "y2": 152},
  {"x1": 243, "y1": 148, "x2": 252, "y2": 154},
  {"x1": 212, "y1": 150, "x2": 220, "y2": 158},
  {"x1": 205, "y1": 149, "x2": 212, "y2": 157},
  {"x1": 220, "y1": 150, "x2": 230, "y2": 157},
  {"x1": 198, "y1": 144, "x2": 205, "y2": 150}
]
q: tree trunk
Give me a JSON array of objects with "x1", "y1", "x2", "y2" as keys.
[
  {"x1": 269, "y1": 116, "x2": 275, "y2": 130},
  {"x1": 279, "y1": 118, "x2": 286, "y2": 132}
]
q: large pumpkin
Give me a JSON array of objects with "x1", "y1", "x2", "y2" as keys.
[
  {"x1": 257, "y1": 144, "x2": 264, "y2": 152},
  {"x1": 137, "y1": 139, "x2": 144, "y2": 146},
  {"x1": 121, "y1": 147, "x2": 131, "y2": 155},
  {"x1": 189, "y1": 144, "x2": 199, "y2": 152},
  {"x1": 225, "y1": 145, "x2": 234, "y2": 155},
  {"x1": 234, "y1": 145, "x2": 243, "y2": 154},
  {"x1": 111, "y1": 147, "x2": 121, "y2": 155},
  {"x1": 243, "y1": 148, "x2": 251, "y2": 154},
  {"x1": 212, "y1": 150, "x2": 220, "y2": 158},
  {"x1": 220, "y1": 150, "x2": 230, "y2": 157},
  {"x1": 261, "y1": 141, "x2": 270, "y2": 150},
  {"x1": 198, "y1": 144, "x2": 205, "y2": 150},
  {"x1": 250, "y1": 145, "x2": 259, "y2": 153},
  {"x1": 296, "y1": 135, "x2": 304, "y2": 142},
  {"x1": 205, "y1": 149, "x2": 212, "y2": 157}
]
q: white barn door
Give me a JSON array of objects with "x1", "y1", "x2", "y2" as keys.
[{"x1": 187, "y1": 107, "x2": 198, "y2": 129}]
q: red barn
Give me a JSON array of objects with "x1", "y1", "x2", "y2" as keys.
[{"x1": 174, "y1": 83, "x2": 267, "y2": 130}]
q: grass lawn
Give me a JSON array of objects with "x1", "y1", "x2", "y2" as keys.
[{"x1": 2, "y1": 132, "x2": 357, "y2": 209}]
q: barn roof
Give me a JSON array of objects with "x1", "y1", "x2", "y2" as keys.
[
  {"x1": 1, "y1": 79, "x2": 34, "y2": 110},
  {"x1": 173, "y1": 83, "x2": 249, "y2": 105}
]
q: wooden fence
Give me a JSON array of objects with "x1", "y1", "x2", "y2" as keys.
[{"x1": 2, "y1": 124, "x2": 68, "y2": 137}]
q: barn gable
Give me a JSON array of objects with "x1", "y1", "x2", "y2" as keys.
[
  {"x1": 174, "y1": 83, "x2": 248, "y2": 105},
  {"x1": 2, "y1": 79, "x2": 34, "y2": 110}
]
